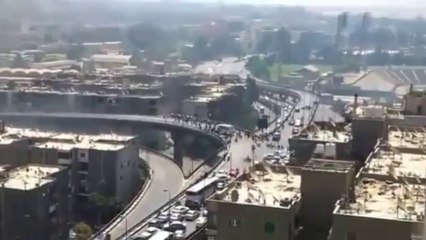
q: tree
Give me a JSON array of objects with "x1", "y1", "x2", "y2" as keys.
[
  {"x1": 89, "y1": 191, "x2": 123, "y2": 225},
  {"x1": 245, "y1": 56, "x2": 270, "y2": 79},
  {"x1": 73, "y1": 222, "x2": 93, "y2": 240}
]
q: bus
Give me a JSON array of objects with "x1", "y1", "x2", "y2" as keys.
[
  {"x1": 185, "y1": 177, "x2": 218, "y2": 209},
  {"x1": 294, "y1": 118, "x2": 303, "y2": 128},
  {"x1": 148, "y1": 231, "x2": 172, "y2": 240}
]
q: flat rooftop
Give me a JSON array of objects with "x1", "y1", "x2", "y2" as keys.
[
  {"x1": 336, "y1": 178, "x2": 425, "y2": 221},
  {"x1": 51, "y1": 133, "x2": 135, "y2": 143},
  {"x1": 34, "y1": 140, "x2": 126, "y2": 151},
  {"x1": 364, "y1": 148, "x2": 426, "y2": 180},
  {"x1": 302, "y1": 129, "x2": 351, "y2": 143},
  {"x1": 216, "y1": 170, "x2": 301, "y2": 209},
  {"x1": 388, "y1": 126, "x2": 426, "y2": 150},
  {"x1": 3, "y1": 164, "x2": 62, "y2": 190},
  {"x1": 304, "y1": 159, "x2": 354, "y2": 173}
]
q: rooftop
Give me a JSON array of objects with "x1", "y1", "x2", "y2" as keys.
[
  {"x1": 215, "y1": 169, "x2": 301, "y2": 209},
  {"x1": 3, "y1": 164, "x2": 62, "y2": 190},
  {"x1": 299, "y1": 122, "x2": 351, "y2": 143},
  {"x1": 364, "y1": 148, "x2": 426, "y2": 181},
  {"x1": 34, "y1": 139, "x2": 126, "y2": 152},
  {"x1": 304, "y1": 159, "x2": 354, "y2": 173},
  {"x1": 336, "y1": 178, "x2": 425, "y2": 222},
  {"x1": 388, "y1": 125, "x2": 426, "y2": 150}
]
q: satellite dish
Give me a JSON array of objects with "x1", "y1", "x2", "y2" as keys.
[{"x1": 231, "y1": 189, "x2": 239, "y2": 202}]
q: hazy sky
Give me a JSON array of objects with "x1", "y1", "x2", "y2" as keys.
[{"x1": 193, "y1": 0, "x2": 426, "y2": 7}]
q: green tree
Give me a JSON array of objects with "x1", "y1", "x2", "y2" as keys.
[
  {"x1": 245, "y1": 56, "x2": 270, "y2": 79},
  {"x1": 73, "y1": 222, "x2": 93, "y2": 240}
]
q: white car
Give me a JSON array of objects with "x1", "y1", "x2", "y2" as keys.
[
  {"x1": 216, "y1": 173, "x2": 228, "y2": 182},
  {"x1": 173, "y1": 230, "x2": 185, "y2": 239},
  {"x1": 138, "y1": 227, "x2": 159, "y2": 239},
  {"x1": 217, "y1": 181, "x2": 225, "y2": 190},
  {"x1": 195, "y1": 216, "x2": 207, "y2": 228},
  {"x1": 170, "y1": 213, "x2": 183, "y2": 221},
  {"x1": 263, "y1": 153, "x2": 274, "y2": 160},
  {"x1": 172, "y1": 206, "x2": 189, "y2": 214}
]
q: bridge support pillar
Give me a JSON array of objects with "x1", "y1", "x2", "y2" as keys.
[{"x1": 171, "y1": 131, "x2": 184, "y2": 167}]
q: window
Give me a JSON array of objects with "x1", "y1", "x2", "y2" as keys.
[
  {"x1": 346, "y1": 232, "x2": 357, "y2": 240},
  {"x1": 264, "y1": 222, "x2": 275, "y2": 233},
  {"x1": 58, "y1": 152, "x2": 71, "y2": 159},
  {"x1": 229, "y1": 219, "x2": 240, "y2": 228},
  {"x1": 79, "y1": 162, "x2": 89, "y2": 171},
  {"x1": 120, "y1": 176, "x2": 123, "y2": 180},
  {"x1": 79, "y1": 152, "x2": 86, "y2": 158}
]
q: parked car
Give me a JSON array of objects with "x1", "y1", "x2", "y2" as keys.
[
  {"x1": 138, "y1": 227, "x2": 159, "y2": 239},
  {"x1": 170, "y1": 213, "x2": 184, "y2": 221},
  {"x1": 184, "y1": 210, "x2": 200, "y2": 221},
  {"x1": 195, "y1": 216, "x2": 207, "y2": 228},
  {"x1": 163, "y1": 221, "x2": 186, "y2": 232},
  {"x1": 158, "y1": 212, "x2": 169, "y2": 222},
  {"x1": 149, "y1": 218, "x2": 166, "y2": 228},
  {"x1": 263, "y1": 153, "x2": 274, "y2": 160},
  {"x1": 173, "y1": 230, "x2": 185, "y2": 240},
  {"x1": 172, "y1": 206, "x2": 189, "y2": 214}
]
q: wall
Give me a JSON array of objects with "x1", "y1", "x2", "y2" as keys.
[
  {"x1": 331, "y1": 213, "x2": 422, "y2": 240},
  {"x1": 207, "y1": 200, "x2": 298, "y2": 240},
  {"x1": 351, "y1": 118, "x2": 387, "y2": 160}
]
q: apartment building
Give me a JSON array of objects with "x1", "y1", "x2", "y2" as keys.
[
  {"x1": 299, "y1": 159, "x2": 355, "y2": 239},
  {"x1": 30, "y1": 133, "x2": 140, "y2": 203},
  {"x1": 0, "y1": 164, "x2": 71, "y2": 240},
  {"x1": 206, "y1": 166, "x2": 301, "y2": 240},
  {"x1": 330, "y1": 125, "x2": 426, "y2": 240},
  {"x1": 331, "y1": 177, "x2": 424, "y2": 240},
  {"x1": 289, "y1": 121, "x2": 352, "y2": 165}
]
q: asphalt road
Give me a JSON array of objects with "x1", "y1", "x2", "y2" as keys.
[{"x1": 106, "y1": 151, "x2": 184, "y2": 239}]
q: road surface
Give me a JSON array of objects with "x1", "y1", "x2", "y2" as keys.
[{"x1": 107, "y1": 151, "x2": 184, "y2": 239}]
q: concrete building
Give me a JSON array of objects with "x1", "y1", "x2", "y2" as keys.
[
  {"x1": 331, "y1": 177, "x2": 425, "y2": 240},
  {"x1": 362, "y1": 125, "x2": 426, "y2": 184},
  {"x1": 403, "y1": 85, "x2": 426, "y2": 115},
  {"x1": 30, "y1": 133, "x2": 139, "y2": 203},
  {"x1": 289, "y1": 121, "x2": 352, "y2": 165},
  {"x1": 0, "y1": 164, "x2": 71, "y2": 240},
  {"x1": 206, "y1": 166, "x2": 301, "y2": 240},
  {"x1": 298, "y1": 159, "x2": 355, "y2": 239}
]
